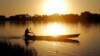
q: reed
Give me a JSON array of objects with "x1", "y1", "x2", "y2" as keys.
[{"x1": 0, "y1": 40, "x2": 33, "y2": 56}]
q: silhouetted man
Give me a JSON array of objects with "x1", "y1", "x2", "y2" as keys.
[
  {"x1": 24, "y1": 28, "x2": 30, "y2": 40},
  {"x1": 24, "y1": 28, "x2": 30, "y2": 46},
  {"x1": 24, "y1": 28, "x2": 36, "y2": 46}
]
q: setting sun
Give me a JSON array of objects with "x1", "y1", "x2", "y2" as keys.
[{"x1": 43, "y1": 0, "x2": 68, "y2": 15}]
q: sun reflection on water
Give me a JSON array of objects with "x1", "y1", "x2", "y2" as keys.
[
  {"x1": 29, "y1": 22, "x2": 77, "y2": 36},
  {"x1": 47, "y1": 41, "x2": 61, "y2": 47},
  {"x1": 45, "y1": 22, "x2": 71, "y2": 36}
]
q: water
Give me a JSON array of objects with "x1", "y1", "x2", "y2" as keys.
[{"x1": 0, "y1": 21, "x2": 100, "y2": 56}]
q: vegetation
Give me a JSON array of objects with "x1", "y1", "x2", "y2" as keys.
[
  {"x1": 0, "y1": 40, "x2": 33, "y2": 56},
  {"x1": 0, "y1": 11, "x2": 100, "y2": 23}
]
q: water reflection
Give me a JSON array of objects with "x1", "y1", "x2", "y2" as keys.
[
  {"x1": 0, "y1": 21, "x2": 5, "y2": 28},
  {"x1": 0, "y1": 21, "x2": 100, "y2": 56},
  {"x1": 9, "y1": 21, "x2": 27, "y2": 27},
  {"x1": 45, "y1": 22, "x2": 66, "y2": 36},
  {"x1": 31, "y1": 40, "x2": 80, "y2": 56},
  {"x1": 24, "y1": 38, "x2": 80, "y2": 47},
  {"x1": 24, "y1": 39, "x2": 29, "y2": 46}
]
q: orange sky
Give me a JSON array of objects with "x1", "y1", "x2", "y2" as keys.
[{"x1": 0, "y1": 0, "x2": 100, "y2": 16}]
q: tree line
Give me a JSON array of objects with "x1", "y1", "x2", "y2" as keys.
[{"x1": 0, "y1": 11, "x2": 100, "y2": 23}]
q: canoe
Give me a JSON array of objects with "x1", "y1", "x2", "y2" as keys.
[
  {"x1": 36, "y1": 34, "x2": 80, "y2": 38},
  {"x1": 25, "y1": 34, "x2": 80, "y2": 41}
]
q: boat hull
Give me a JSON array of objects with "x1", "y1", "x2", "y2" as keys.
[{"x1": 25, "y1": 34, "x2": 80, "y2": 41}]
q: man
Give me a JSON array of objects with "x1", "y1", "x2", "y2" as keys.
[
  {"x1": 24, "y1": 28, "x2": 30, "y2": 40},
  {"x1": 25, "y1": 28, "x2": 30, "y2": 36},
  {"x1": 24, "y1": 28, "x2": 36, "y2": 40}
]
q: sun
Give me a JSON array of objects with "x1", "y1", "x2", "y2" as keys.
[{"x1": 43, "y1": 0, "x2": 68, "y2": 15}]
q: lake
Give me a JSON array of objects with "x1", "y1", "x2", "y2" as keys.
[{"x1": 0, "y1": 21, "x2": 100, "y2": 56}]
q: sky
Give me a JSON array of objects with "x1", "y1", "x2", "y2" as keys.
[{"x1": 0, "y1": 0, "x2": 100, "y2": 17}]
